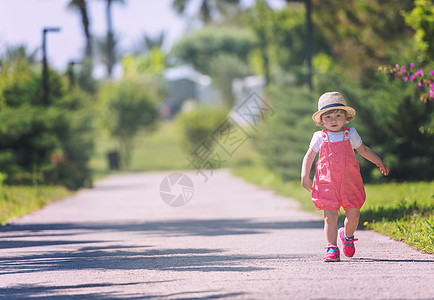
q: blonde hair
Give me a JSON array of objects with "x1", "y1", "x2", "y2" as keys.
[{"x1": 315, "y1": 109, "x2": 353, "y2": 127}]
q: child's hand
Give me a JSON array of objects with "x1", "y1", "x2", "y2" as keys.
[
  {"x1": 377, "y1": 161, "x2": 389, "y2": 176},
  {"x1": 301, "y1": 176, "x2": 313, "y2": 192}
]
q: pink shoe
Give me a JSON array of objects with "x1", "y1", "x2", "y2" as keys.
[
  {"x1": 323, "y1": 245, "x2": 340, "y2": 262},
  {"x1": 339, "y1": 228, "x2": 358, "y2": 257}
]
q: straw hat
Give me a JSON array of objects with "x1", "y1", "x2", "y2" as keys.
[{"x1": 312, "y1": 92, "x2": 356, "y2": 125}]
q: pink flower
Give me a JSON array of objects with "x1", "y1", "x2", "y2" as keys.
[
  {"x1": 418, "y1": 82, "x2": 423, "y2": 88},
  {"x1": 410, "y1": 63, "x2": 414, "y2": 69},
  {"x1": 430, "y1": 70, "x2": 434, "y2": 76},
  {"x1": 410, "y1": 74, "x2": 415, "y2": 81},
  {"x1": 395, "y1": 64, "x2": 400, "y2": 68},
  {"x1": 404, "y1": 76, "x2": 408, "y2": 82}
]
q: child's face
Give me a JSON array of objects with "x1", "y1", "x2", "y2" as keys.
[{"x1": 321, "y1": 110, "x2": 347, "y2": 132}]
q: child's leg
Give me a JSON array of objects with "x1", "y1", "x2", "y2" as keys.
[
  {"x1": 344, "y1": 208, "x2": 360, "y2": 237},
  {"x1": 323, "y1": 209, "x2": 339, "y2": 245}
]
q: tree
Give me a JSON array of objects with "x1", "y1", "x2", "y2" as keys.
[
  {"x1": 98, "y1": 80, "x2": 159, "y2": 169},
  {"x1": 253, "y1": 85, "x2": 316, "y2": 180},
  {"x1": 312, "y1": 0, "x2": 415, "y2": 83},
  {"x1": 67, "y1": 0, "x2": 96, "y2": 93},
  {"x1": 103, "y1": 0, "x2": 125, "y2": 79},
  {"x1": 95, "y1": 33, "x2": 121, "y2": 76},
  {"x1": 171, "y1": 26, "x2": 255, "y2": 107},
  {"x1": 172, "y1": 0, "x2": 240, "y2": 24},
  {"x1": 403, "y1": 0, "x2": 434, "y2": 62},
  {"x1": 0, "y1": 54, "x2": 94, "y2": 189},
  {"x1": 67, "y1": 0, "x2": 92, "y2": 59},
  {"x1": 4, "y1": 44, "x2": 39, "y2": 65},
  {"x1": 245, "y1": 0, "x2": 274, "y2": 86},
  {"x1": 132, "y1": 31, "x2": 166, "y2": 56}
]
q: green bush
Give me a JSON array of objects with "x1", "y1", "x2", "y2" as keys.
[
  {"x1": 175, "y1": 106, "x2": 229, "y2": 153},
  {"x1": 253, "y1": 86, "x2": 316, "y2": 180},
  {"x1": 0, "y1": 59, "x2": 94, "y2": 190},
  {"x1": 315, "y1": 71, "x2": 434, "y2": 182},
  {"x1": 98, "y1": 79, "x2": 159, "y2": 169}
]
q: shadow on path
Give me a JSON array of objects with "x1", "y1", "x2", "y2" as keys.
[
  {"x1": 1, "y1": 218, "x2": 323, "y2": 239},
  {"x1": 350, "y1": 257, "x2": 434, "y2": 263},
  {"x1": 0, "y1": 218, "x2": 317, "y2": 276},
  {"x1": 0, "y1": 282, "x2": 245, "y2": 299}
]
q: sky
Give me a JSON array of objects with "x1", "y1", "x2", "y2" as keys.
[{"x1": 0, "y1": 0, "x2": 285, "y2": 74}]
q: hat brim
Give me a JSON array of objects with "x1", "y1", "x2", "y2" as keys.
[{"x1": 312, "y1": 106, "x2": 356, "y2": 125}]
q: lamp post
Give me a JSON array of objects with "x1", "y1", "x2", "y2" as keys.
[
  {"x1": 67, "y1": 60, "x2": 82, "y2": 89},
  {"x1": 42, "y1": 27, "x2": 61, "y2": 105}
]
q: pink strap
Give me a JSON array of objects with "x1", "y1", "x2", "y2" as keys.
[
  {"x1": 321, "y1": 129, "x2": 328, "y2": 142},
  {"x1": 343, "y1": 127, "x2": 350, "y2": 141}
]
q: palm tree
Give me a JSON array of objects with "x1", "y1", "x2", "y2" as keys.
[
  {"x1": 4, "y1": 44, "x2": 39, "y2": 64},
  {"x1": 104, "y1": 0, "x2": 125, "y2": 79},
  {"x1": 172, "y1": 0, "x2": 240, "y2": 24},
  {"x1": 94, "y1": 33, "x2": 121, "y2": 70},
  {"x1": 132, "y1": 31, "x2": 166, "y2": 56},
  {"x1": 67, "y1": 0, "x2": 92, "y2": 59}
]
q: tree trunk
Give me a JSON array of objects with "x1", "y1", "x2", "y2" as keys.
[
  {"x1": 106, "y1": 0, "x2": 114, "y2": 79},
  {"x1": 78, "y1": 0, "x2": 92, "y2": 59}
]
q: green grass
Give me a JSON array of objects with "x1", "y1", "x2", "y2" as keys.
[
  {"x1": 361, "y1": 182, "x2": 434, "y2": 253},
  {"x1": 233, "y1": 164, "x2": 434, "y2": 254},
  {"x1": 90, "y1": 119, "x2": 261, "y2": 174},
  {"x1": 0, "y1": 185, "x2": 72, "y2": 224},
  {"x1": 90, "y1": 121, "x2": 194, "y2": 176}
]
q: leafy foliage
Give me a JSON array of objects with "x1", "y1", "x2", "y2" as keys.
[
  {"x1": 98, "y1": 79, "x2": 159, "y2": 169},
  {"x1": 0, "y1": 54, "x2": 94, "y2": 190},
  {"x1": 172, "y1": 26, "x2": 255, "y2": 75},
  {"x1": 171, "y1": 26, "x2": 255, "y2": 107},
  {"x1": 253, "y1": 86, "x2": 316, "y2": 180},
  {"x1": 172, "y1": 0, "x2": 241, "y2": 24},
  {"x1": 403, "y1": 0, "x2": 434, "y2": 62},
  {"x1": 175, "y1": 106, "x2": 229, "y2": 153},
  {"x1": 312, "y1": 0, "x2": 415, "y2": 82}
]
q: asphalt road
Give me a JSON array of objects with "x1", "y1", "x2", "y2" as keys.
[{"x1": 0, "y1": 170, "x2": 433, "y2": 299}]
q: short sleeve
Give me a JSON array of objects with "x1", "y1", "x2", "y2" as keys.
[
  {"x1": 350, "y1": 128, "x2": 362, "y2": 149},
  {"x1": 309, "y1": 131, "x2": 322, "y2": 152}
]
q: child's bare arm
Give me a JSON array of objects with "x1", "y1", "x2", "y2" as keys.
[
  {"x1": 355, "y1": 143, "x2": 389, "y2": 176},
  {"x1": 301, "y1": 148, "x2": 317, "y2": 192}
]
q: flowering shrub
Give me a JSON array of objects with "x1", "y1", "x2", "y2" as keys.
[{"x1": 378, "y1": 63, "x2": 434, "y2": 102}]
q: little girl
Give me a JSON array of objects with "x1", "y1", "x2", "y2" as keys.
[{"x1": 301, "y1": 92, "x2": 389, "y2": 262}]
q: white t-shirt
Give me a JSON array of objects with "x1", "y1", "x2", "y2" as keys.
[{"x1": 309, "y1": 128, "x2": 362, "y2": 153}]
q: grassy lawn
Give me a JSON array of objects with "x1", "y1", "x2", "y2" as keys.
[
  {"x1": 90, "y1": 121, "x2": 190, "y2": 177},
  {"x1": 233, "y1": 165, "x2": 434, "y2": 254},
  {"x1": 90, "y1": 119, "x2": 261, "y2": 175},
  {"x1": 0, "y1": 185, "x2": 72, "y2": 224}
]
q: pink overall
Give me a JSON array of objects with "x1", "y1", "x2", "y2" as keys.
[{"x1": 312, "y1": 127, "x2": 366, "y2": 211}]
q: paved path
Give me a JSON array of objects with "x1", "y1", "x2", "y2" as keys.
[{"x1": 0, "y1": 171, "x2": 433, "y2": 299}]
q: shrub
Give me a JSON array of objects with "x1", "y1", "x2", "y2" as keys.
[
  {"x1": 98, "y1": 79, "x2": 159, "y2": 169},
  {"x1": 253, "y1": 86, "x2": 316, "y2": 181},
  {"x1": 175, "y1": 106, "x2": 229, "y2": 153},
  {"x1": 0, "y1": 58, "x2": 95, "y2": 190}
]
